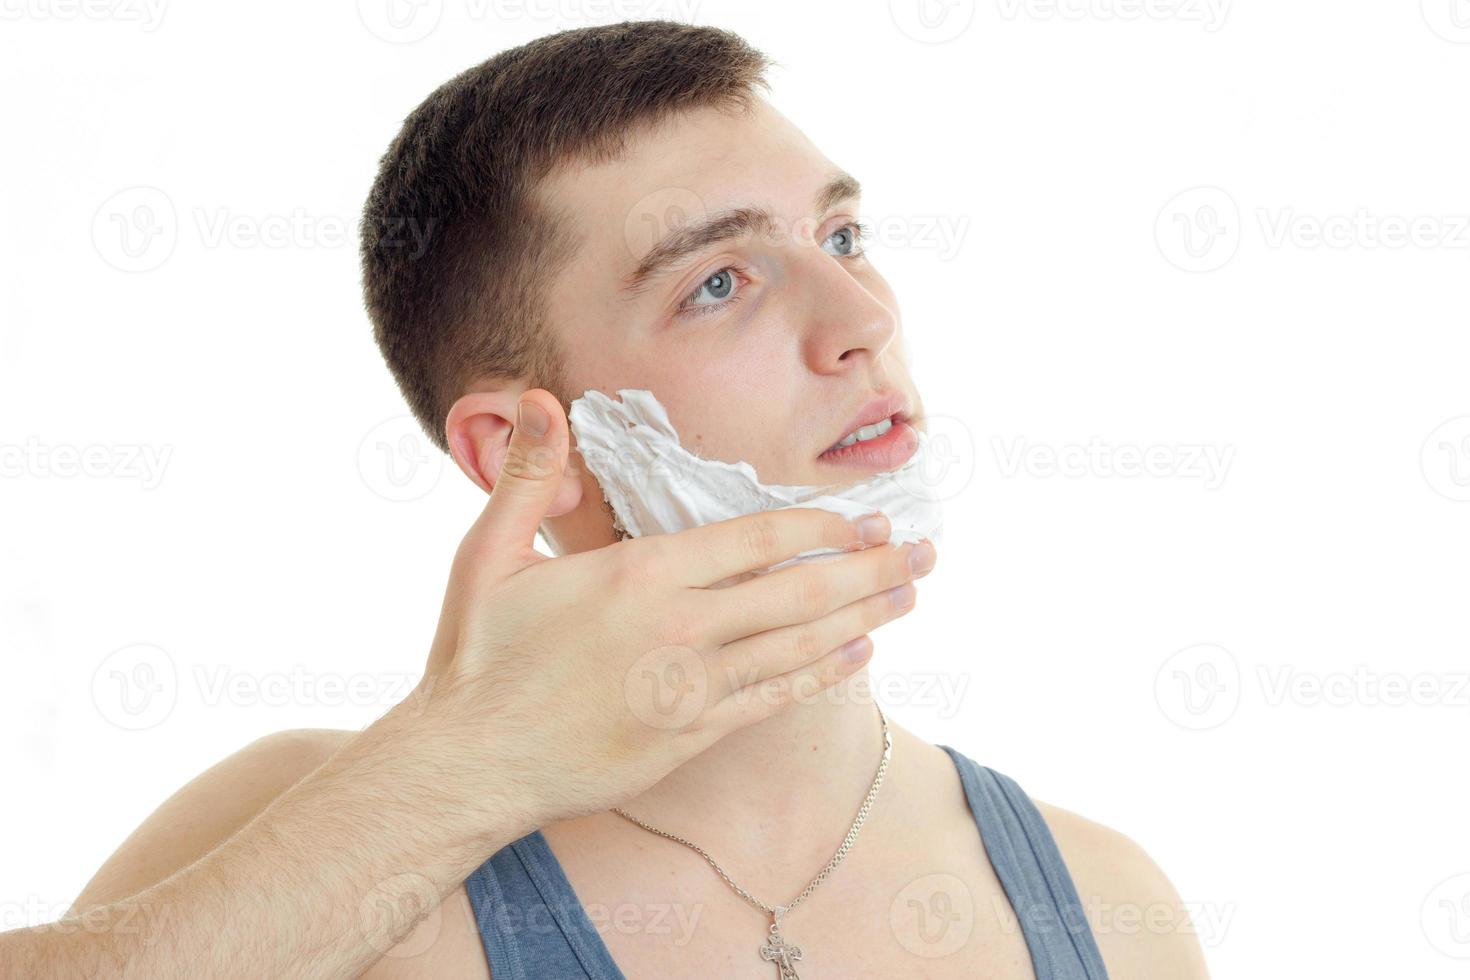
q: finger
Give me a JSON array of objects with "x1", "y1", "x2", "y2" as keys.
[
  {"x1": 707, "y1": 579, "x2": 917, "y2": 701},
  {"x1": 700, "y1": 632, "x2": 878, "y2": 734},
  {"x1": 660, "y1": 507, "x2": 893, "y2": 589},
  {"x1": 699, "y1": 537, "x2": 935, "y2": 644},
  {"x1": 462, "y1": 389, "x2": 568, "y2": 576}
]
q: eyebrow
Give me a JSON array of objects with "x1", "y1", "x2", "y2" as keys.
[{"x1": 621, "y1": 171, "x2": 862, "y2": 296}]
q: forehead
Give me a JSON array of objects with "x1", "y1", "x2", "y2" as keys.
[{"x1": 536, "y1": 99, "x2": 840, "y2": 276}]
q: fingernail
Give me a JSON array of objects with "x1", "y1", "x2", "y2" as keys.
[
  {"x1": 908, "y1": 540, "x2": 936, "y2": 577},
  {"x1": 855, "y1": 512, "x2": 890, "y2": 546},
  {"x1": 887, "y1": 582, "x2": 916, "y2": 610},
  {"x1": 838, "y1": 635, "x2": 871, "y2": 663},
  {"x1": 518, "y1": 399, "x2": 549, "y2": 437}
]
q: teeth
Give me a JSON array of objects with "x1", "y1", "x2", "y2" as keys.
[{"x1": 833, "y1": 416, "x2": 893, "y2": 450}]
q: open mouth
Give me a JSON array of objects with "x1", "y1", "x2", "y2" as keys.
[{"x1": 818, "y1": 411, "x2": 918, "y2": 470}]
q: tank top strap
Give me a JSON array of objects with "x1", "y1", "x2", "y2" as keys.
[
  {"x1": 465, "y1": 751, "x2": 1108, "y2": 980},
  {"x1": 938, "y1": 744, "x2": 1110, "y2": 980},
  {"x1": 464, "y1": 830, "x2": 627, "y2": 980}
]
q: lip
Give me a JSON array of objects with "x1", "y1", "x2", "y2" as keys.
[{"x1": 817, "y1": 393, "x2": 918, "y2": 472}]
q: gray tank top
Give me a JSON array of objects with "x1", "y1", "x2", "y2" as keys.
[{"x1": 464, "y1": 744, "x2": 1109, "y2": 978}]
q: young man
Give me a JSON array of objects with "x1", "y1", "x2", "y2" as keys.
[{"x1": 2, "y1": 20, "x2": 1209, "y2": 979}]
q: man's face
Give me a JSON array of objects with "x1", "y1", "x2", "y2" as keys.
[{"x1": 537, "y1": 97, "x2": 923, "y2": 491}]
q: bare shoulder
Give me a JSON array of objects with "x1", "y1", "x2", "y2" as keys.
[
  {"x1": 71, "y1": 727, "x2": 354, "y2": 912},
  {"x1": 1033, "y1": 799, "x2": 1212, "y2": 980},
  {"x1": 71, "y1": 726, "x2": 491, "y2": 979}
]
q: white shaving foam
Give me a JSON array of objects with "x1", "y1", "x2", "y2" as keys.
[{"x1": 567, "y1": 388, "x2": 943, "y2": 574}]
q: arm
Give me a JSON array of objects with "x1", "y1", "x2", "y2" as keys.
[
  {"x1": 69, "y1": 729, "x2": 351, "y2": 915},
  {"x1": 2, "y1": 699, "x2": 517, "y2": 980},
  {"x1": 2, "y1": 390, "x2": 928, "y2": 978}
]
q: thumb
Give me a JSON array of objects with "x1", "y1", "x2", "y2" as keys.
[{"x1": 465, "y1": 388, "x2": 568, "y2": 574}]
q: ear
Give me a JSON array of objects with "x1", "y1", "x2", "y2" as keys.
[{"x1": 444, "y1": 390, "x2": 582, "y2": 518}]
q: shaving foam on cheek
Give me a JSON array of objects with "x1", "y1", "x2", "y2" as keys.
[{"x1": 567, "y1": 388, "x2": 944, "y2": 575}]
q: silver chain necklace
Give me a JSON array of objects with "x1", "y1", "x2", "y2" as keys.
[{"x1": 611, "y1": 702, "x2": 892, "y2": 979}]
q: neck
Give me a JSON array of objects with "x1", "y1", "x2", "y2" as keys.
[
  {"x1": 542, "y1": 507, "x2": 905, "y2": 875},
  {"x1": 610, "y1": 671, "x2": 890, "y2": 869}
]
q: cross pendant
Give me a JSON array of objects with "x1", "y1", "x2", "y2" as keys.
[{"x1": 759, "y1": 913, "x2": 803, "y2": 980}]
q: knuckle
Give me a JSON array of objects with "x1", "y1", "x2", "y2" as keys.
[
  {"x1": 762, "y1": 677, "x2": 794, "y2": 711},
  {"x1": 792, "y1": 571, "x2": 831, "y2": 618},
  {"x1": 824, "y1": 510, "x2": 861, "y2": 550},
  {"x1": 739, "y1": 516, "x2": 783, "y2": 567},
  {"x1": 874, "y1": 556, "x2": 896, "y2": 594},
  {"x1": 887, "y1": 549, "x2": 911, "y2": 587},
  {"x1": 894, "y1": 545, "x2": 918, "y2": 582},
  {"x1": 861, "y1": 591, "x2": 887, "y2": 629},
  {"x1": 789, "y1": 625, "x2": 823, "y2": 666},
  {"x1": 500, "y1": 441, "x2": 559, "y2": 481},
  {"x1": 613, "y1": 539, "x2": 669, "y2": 592},
  {"x1": 868, "y1": 587, "x2": 902, "y2": 626},
  {"x1": 659, "y1": 609, "x2": 701, "y2": 650}
]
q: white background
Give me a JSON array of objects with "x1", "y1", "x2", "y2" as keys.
[{"x1": 3, "y1": 1, "x2": 1468, "y2": 976}]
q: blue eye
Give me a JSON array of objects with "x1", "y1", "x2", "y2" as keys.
[
  {"x1": 676, "y1": 265, "x2": 749, "y2": 320},
  {"x1": 690, "y1": 268, "x2": 736, "y2": 304},
  {"x1": 822, "y1": 220, "x2": 873, "y2": 258},
  {"x1": 673, "y1": 222, "x2": 873, "y2": 322}
]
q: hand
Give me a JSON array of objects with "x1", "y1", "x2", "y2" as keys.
[{"x1": 408, "y1": 388, "x2": 937, "y2": 837}]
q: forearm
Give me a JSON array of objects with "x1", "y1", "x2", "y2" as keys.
[{"x1": 1, "y1": 691, "x2": 524, "y2": 979}]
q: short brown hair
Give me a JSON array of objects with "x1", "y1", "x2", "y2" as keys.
[{"x1": 359, "y1": 20, "x2": 775, "y2": 454}]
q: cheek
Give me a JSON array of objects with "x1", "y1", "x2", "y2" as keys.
[
  {"x1": 639, "y1": 295, "x2": 813, "y2": 470},
  {"x1": 656, "y1": 307, "x2": 792, "y2": 404},
  {"x1": 648, "y1": 369, "x2": 749, "y2": 452},
  {"x1": 643, "y1": 361, "x2": 799, "y2": 469}
]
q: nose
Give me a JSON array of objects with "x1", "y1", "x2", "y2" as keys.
[{"x1": 796, "y1": 249, "x2": 899, "y2": 374}]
